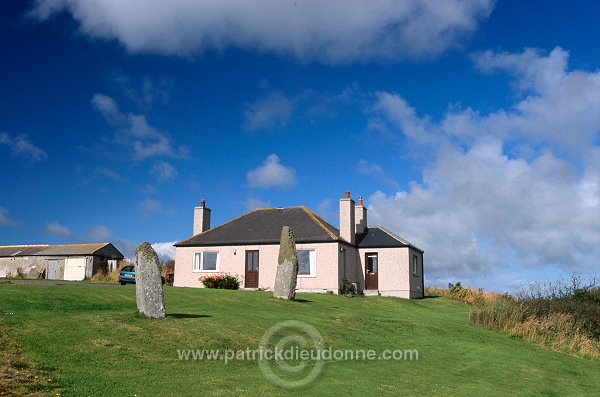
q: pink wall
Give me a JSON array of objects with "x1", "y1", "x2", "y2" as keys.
[
  {"x1": 174, "y1": 242, "x2": 342, "y2": 293},
  {"x1": 356, "y1": 247, "x2": 423, "y2": 298}
]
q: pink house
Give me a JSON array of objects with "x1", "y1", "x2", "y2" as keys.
[{"x1": 174, "y1": 192, "x2": 424, "y2": 298}]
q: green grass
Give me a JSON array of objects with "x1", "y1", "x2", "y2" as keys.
[{"x1": 0, "y1": 284, "x2": 598, "y2": 396}]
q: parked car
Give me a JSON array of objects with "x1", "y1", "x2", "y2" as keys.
[{"x1": 118, "y1": 265, "x2": 165, "y2": 285}]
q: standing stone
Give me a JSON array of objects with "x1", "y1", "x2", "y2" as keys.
[
  {"x1": 135, "y1": 242, "x2": 166, "y2": 318},
  {"x1": 273, "y1": 226, "x2": 299, "y2": 300}
]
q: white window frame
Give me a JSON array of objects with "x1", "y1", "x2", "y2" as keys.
[
  {"x1": 297, "y1": 249, "x2": 316, "y2": 277},
  {"x1": 193, "y1": 251, "x2": 219, "y2": 272}
]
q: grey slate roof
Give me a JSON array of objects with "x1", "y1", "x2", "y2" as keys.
[
  {"x1": 356, "y1": 226, "x2": 422, "y2": 252},
  {"x1": 0, "y1": 243, "x2": 124, "y2": 258},
  {"x1": 175, "y1": 206, "x2": 421, "y2": 251},
  {"x1": 176, "y1": 206, "x2": 340, "y2": 247}
]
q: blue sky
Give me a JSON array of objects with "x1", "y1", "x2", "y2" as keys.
[{"x1": 1, "y1": 0, "x2": 598, "y2": 292}]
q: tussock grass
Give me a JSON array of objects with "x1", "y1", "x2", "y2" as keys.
[
  {"x1": 425, "y1": 283, "x2": 513, "y2": 306},
  {"x1": 469, "y1": 274, "x2": 600, "y2": 359},
  {"x1": 90, "y1": 267, "x2": 122, "y2": 283}
]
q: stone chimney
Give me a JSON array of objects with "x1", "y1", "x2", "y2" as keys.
[
  {"x1": 339, "y1": 191, "x2": 355, "y2": 245},
  {"x1": 355, "y1": 196, "x2": 368, "y2": 234},
  {"x1": 193, "y1": 199, "x2": 211, "y2": 235}
]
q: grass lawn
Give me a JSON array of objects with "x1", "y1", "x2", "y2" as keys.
[{"x1": 0, "y1": 284, "x2": 598, "y2": 396}]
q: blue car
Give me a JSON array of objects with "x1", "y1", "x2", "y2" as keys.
[
  {"x1": 118, "y1": 265, "x2": 166, "y2": 285},
  {"x1": 118, "y1": 265, "x2": 136, "y2": 285}
]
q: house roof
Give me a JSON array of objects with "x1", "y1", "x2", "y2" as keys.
[
  {"x1": 176, "y1": 206, "x2": 341, "y2": 247},
  {"x1": 175, "y1": 206, "x2": 422, "y2": 251},
  {"x1": 356, "y1": 227, "x2": 423, "y2": 252},
  {"x1": 0, "y1": 243, "x2": 124, "y2": 258}
]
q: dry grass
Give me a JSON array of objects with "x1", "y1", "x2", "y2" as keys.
[
  {"x1": 430, "y1": 276, "x2": 600, "y2": 359},
  {"x1": 90, "y1": 268, "x2": 122, "y2": 284},
  {"x1": 470, "y1": 301, "x2": 600, "y2": 359},
  {"x1": 90, "y1": 259, "x2": 130, "y2": 283},
  {"x1": 425, "y1": 285, "x2": 514, "y2": 306}
]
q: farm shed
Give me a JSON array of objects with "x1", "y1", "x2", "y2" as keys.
[{"x1": 0, "y1": 243, "x2": 124, "y2": 281}]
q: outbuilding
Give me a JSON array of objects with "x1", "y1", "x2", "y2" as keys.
[{"x1": 0, "y1": 243, "x2": 124, "y2": 281}]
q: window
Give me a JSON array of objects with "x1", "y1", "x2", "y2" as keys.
[
  {"x1": 366, "y1": 253, "x2": 378, "y2": 274},
  {"x1": 194, "y1": 252, "x2": 219, "y2": 272},
  {"x1": 297, "y1": 249, "x2": 316, "y2": 277},
  {"x1": 412, "y1": 255, "x2": 418, "y2": 276}
]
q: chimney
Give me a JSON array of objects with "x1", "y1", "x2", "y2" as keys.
[
  {"x1": 193, "y1": 199, "x2": 211, "y2": 235},
  {"x1": 355, "y1": 196, "x2": 368, "y2": 234},
  {"x1": 339, "y1": 191, "x2": 355, "y2": 245}
]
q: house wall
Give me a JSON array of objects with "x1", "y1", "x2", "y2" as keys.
[
  {"x1": 174, "y1": 242, "x2": 342, "y2": 293},
  {"x1": 174, "y1": 243, "x2": 424, "y2": 298},
  {"x1": 339, "y1": 245, "x2": 363, "y2": 293},
  {"x1": 408, "y1": 248, "x2": 425, "y2": 299},
  {"x1": 356, "y1": 247, "x2": 424, "y2": 299}
]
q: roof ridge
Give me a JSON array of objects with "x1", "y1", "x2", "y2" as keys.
[
  {"x1": 375, "y1": 226, "x2": 423, "y2": 251},
  {"x1": 0, "y1": 243, "x2": 107, "y2": 249},
  {"x1": 0, "y1": 244, "x2": 49, "y2": 248},
  {"x1": 374, "y1": 226, "x2": 411, "y2": 245},
  {"x1": 300, "y1": 207, "x2": 339, "y2": 241},
  {"x1": 175, "y1": 208, "x2": 263, "y2": 245}
]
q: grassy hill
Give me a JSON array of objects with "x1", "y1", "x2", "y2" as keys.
[{"x1": 0, "y1": 284, "x2": 598, "y2": 396}]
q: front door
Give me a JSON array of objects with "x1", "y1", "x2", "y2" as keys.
[
  {"x1": 365, "y1": 253, "x2": 378, "y2": 290},
  {"x1": 245, "y1": 250, "x2": 259, "y2": 288}
]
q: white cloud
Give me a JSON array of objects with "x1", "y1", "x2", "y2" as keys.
[
  {"x1": 0, "y1": 132, "x2": 48, "y2": 161},
  {"x1": 246, "y1": 154, "x2": 297, "y2": 189},
  {"x1": 138, "y1": 184, "x2": 157, "y2": 195},
  {"x1": 137, "y1": 198, "x2": 162, "y2": 215},
  {"x1": 114, "y1": 74, "x2": 172, "y2": 111},
  {"x1": 94, "y1": 167, "x2": 126, "y2": 183},
  {"x1": 367, "y1": 48, "x2": 600, "y2": 281},
  {"x1": 150, "y1": 161, "x2": 177, "y2": 184},
  {"x1": 469, "y1": 47, "x2": 600, "y2": 151},
  {"x1": 316, "y1": 198, "x2": 337, "y2": 222},
  {"x1": 243, "y1": 92, "x2": 294, "y2": 131},
  {"x1": 152, "y1": 241, "x2": 176, "y2": 261},
  {"x1": 29, "y1": 0, "x2": 495, "y2": 64},
  {"x1": 45, "y1": 220, "x2": 74, "y2": 239},
  {"x1": 87, "y1": 225, "x2": 112, "y2": 242},
  {"x1": 372, "y1": 48, "x2": 600, "y2": 155},
  {"x1": 91, "y1": 93, "x2": 189, "y2": 160},
  {"x1": 357, "y1": 160, "x2": 400, "y2": 190},
  {"x1": 0, "y1": 207, "x2": 18, "y2": 227},
  {"x1": 244, "y1": 197, "x2": 272, "y2": 211}
]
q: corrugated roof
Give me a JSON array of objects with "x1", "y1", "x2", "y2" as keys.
[
  {"x1": 0, "y1": 243, "x2": 124, "y2": 258},
  {"x1": 176, "y1": 206, "x2": 341, "y2": 247}
]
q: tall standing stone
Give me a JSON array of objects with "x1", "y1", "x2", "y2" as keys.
[
  {"x1": 135, "y1": 242, "x2": 166, "y2": 318},
  {"x1": 273, "y1": 226, "x2": 299, "y2": 300}
]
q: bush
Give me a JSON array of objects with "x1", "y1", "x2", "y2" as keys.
[
  {"x1": 425, "y1": 283, "x2": 513, "y2": 305},
  {"x1": 470, "y1": 273, "x2": 600, "y2": 358},
  {"x1": 199, "y1": 273, "x2": 240, "y2": 289},
  {"x1": 340, "y1": 280, "x2": 356, "y2": 297}
]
